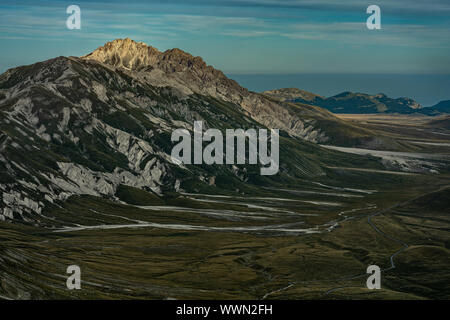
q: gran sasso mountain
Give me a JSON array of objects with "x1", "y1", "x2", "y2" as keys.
[{"x1": 0, "y1": 38, "x2": 386, "y2": 223}]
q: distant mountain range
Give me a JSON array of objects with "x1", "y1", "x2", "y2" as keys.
[{"x1": 262, "y1": 88, "x2": 450, "y2": 115}]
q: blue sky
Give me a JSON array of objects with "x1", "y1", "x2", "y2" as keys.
[{"x1": 0, "y1": 0, "x2": 449, "y2": 75}]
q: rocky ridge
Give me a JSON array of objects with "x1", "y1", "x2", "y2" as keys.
[{"x1": 83, "y1": 38, "x2": 329, "y2": 142}]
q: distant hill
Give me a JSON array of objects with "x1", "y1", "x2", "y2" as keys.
[
  {"x1": 262, "y1": 88, "x2": 324, "y2": 104},
  {"x1": 263, "y1": 88, "x2": 449, "y2": 115},
  {"x1": 423, "y1": 100, "x2": 450, "y2": 115}
]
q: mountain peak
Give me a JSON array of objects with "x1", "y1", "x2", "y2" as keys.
[
  {"x1": 82, "y1": 38, "x2": 216, "y2": 77},
  {"x1": 82, "y1": 38, "x2": 162, "y2": 70}
]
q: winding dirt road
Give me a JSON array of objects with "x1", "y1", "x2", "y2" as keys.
[{"x1": 263, "y1": 187, "x2": 447, "y2": 299}]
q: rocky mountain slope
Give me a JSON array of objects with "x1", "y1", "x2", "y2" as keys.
[{"x1": 3, "y1": 39, "x2": 446, "y2": 224}]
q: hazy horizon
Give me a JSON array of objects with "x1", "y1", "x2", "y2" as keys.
[{"x1": 1, "y1": 52, "x2": 447, "y2": 106}]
